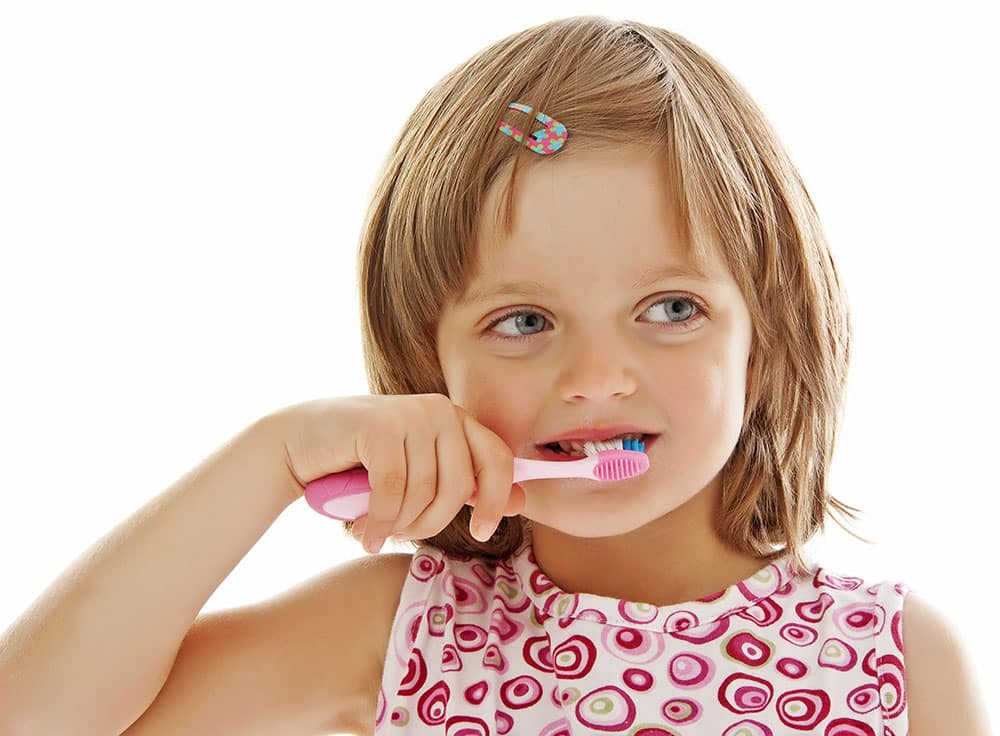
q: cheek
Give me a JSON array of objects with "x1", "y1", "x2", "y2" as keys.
[
  {"x1": 446, "y1": 359, "x2": 494, "y2": 407},
  {"x1": 447, "y1": 362, "x2": 537, "y2": 444},
  {"x1": 665, "y1": 356, "x2": 745, "y2": 438}
]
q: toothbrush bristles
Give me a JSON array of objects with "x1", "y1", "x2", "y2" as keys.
[
  {"x1": 588, "y1": 438, "x2": 645, "y2": 455},
  {"x1": 550, "y1": 437, "x2": 646, "y2": 458}
]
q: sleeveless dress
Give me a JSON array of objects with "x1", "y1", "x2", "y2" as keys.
[{"x1": 374, "y1": 538, "x2": 909, "y2": 735}]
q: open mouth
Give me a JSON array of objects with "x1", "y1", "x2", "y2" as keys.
[{"x1": 535, "y1": 434, "x2": 658, "y2": 461}]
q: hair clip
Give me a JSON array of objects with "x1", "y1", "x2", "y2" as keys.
[{"x1": 497, "y1": 102, "x2": 567, "y2": 155}]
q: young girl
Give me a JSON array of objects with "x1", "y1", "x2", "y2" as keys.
[{"x1": 0, "y1": 15, "x2": 989, "y2": 736}]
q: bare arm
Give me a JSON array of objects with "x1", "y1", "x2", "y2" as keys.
[
  {"x1": 0, "y1": 412, "x2": 300, "y2": 736},
  {"x1": 904, "y1": 591, "x2": 992, "y2": 735}
]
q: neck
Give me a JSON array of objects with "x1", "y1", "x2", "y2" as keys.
[{"x1": 528, "y1": 478, "x2": 771, "y2": 607}]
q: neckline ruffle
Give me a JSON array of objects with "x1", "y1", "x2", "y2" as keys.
[{"x1": 507, "y1": 539, "x2": 810, "y2": 634}]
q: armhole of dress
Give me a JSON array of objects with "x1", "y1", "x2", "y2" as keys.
[
  {"x1": 375, "y1": 547, "x2": 443, "y2": 717},
  {"x1": 874, "y1": 578, "x2": 910, "y2": 732}
]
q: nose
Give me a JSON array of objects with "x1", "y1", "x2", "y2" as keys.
[{"x1": 554, "y1": 328, "x2": 638, "y2": 401}]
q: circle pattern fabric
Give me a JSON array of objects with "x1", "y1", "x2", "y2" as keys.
[{"x1": 374, "y1": 540, "x2": 909, "y2": 734}]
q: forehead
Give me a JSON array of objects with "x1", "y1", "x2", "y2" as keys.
[{"x1": 470, "y1": 143, "x2": 721, "y2": 280}]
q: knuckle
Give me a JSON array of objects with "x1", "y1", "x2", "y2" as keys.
[
  {"x1": 431, "y1": 391, "x2": 453, "y2": 408},
  {"x1": 380, "y1": 417, "x2": 407, "y2": 441},
  {"x1": 415, "y1": 392, "x2": 444, "y2": 413},
  {"x1": 374, "y1": 467, "x2": 407, "y2": 498},
  {"x1": 411, "y1": 473, "x2": 438, "y2": 504},
  {"x1": 429, "y1": 393, "x2": 457, "y2": 422}
]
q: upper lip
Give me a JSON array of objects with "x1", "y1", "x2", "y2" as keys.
[{"x1": 537, "y1": 426, "x2": 658, "y2": 445}]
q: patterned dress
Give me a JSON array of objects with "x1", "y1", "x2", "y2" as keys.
[{"x1": 375, "y1": 538, "x2": 909, "y2": 735}]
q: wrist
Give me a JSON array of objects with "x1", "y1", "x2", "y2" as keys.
[{"x1": 251, "y1": 407, "x2": 306, "y2": 507}]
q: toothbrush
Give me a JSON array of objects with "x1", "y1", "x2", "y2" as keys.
[{"x1": 303, "y1": 442, "x2": 650, "y2": 521}]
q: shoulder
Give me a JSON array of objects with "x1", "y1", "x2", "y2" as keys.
[
  {"x1": 310, "y1": 549, "x2": 414, "y2": 612},
  {"x1": 902, "y1": 589, "x2": 992, "y2": 734},
  {"x1": 324, "y1": 551, "x2": 414, "y2": 733},
  {"x1": 368, "y1": 549, "x2": 416, "y2": 588},
  {"x1": 367, "y1": 551, "x2": 416, "y2": 644},
  {"x1": 273, "y1": 550, "x2": 415, "y2": 665}
]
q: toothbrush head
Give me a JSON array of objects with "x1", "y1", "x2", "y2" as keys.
[{"x1": 586, "y1": 448, "x2": 650, "y2": 481}]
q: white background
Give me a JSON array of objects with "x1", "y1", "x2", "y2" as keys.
[{"x1": 1, "y1": 1, "x2": 996, "y2": 731}]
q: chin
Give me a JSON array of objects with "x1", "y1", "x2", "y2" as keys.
[{"x1": 524, "y1": 482, "x2": 684, "y2": 536}]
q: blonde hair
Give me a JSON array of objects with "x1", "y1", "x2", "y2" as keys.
[{"x1": 349, "y1": 15, "x2": 870, "y2": 578}]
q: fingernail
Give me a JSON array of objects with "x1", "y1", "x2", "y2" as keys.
[
  {"x1": 390, "y1": 533, "x2": 411, "y2": 543},
  {"x1": 366, "y1": 537, "x2": 385, "y2": 554},
  {"x1": 472, "y1": 523, "x2": 493, "y2": 542}
]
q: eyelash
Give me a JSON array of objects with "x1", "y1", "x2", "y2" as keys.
[{"x1": 484, "y1": 293, "x2": 709, "y2": 343}]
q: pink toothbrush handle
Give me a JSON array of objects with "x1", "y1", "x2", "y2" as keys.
[
  {"x1": 303, "y1": 450, "x2": 649, "y2": 521},
  {"x1": 303, "y1": 467, "x2": 374, "y2": 521}
]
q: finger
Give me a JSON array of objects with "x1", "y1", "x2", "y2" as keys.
[
  {"x1": 391, "y1": 411, "x2": 476, "y2": 540},
  {"x1": 437, "y1": 421, "x2": 477, "y2": 513},
  {"x1": 361, "y1": 429, "x2": 407, "y2": 553},
  {"x1": 461, "y1": 413, "x2": 515, "y2": 542},
  {"x1": 386, "y1": 425, "x2": 439, "y2": 537},
  {"x1": 467, "y1": 480, "x2": 527, "y2": 518},
  {"x1": 350, "y1": 515, "x2": 368, "y2": 540}
]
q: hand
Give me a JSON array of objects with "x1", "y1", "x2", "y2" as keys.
[{"x1": 270, "y1": 394, "x2": 526, "y2": 553}]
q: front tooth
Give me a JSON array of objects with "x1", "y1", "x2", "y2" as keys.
[{"x1": 557, "y1": 434, "x2": 642, "y2": 456}]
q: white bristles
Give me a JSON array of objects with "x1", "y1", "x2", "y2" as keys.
[{"x1": 553, "y1": 435, "x2": 643, "y2": 457}]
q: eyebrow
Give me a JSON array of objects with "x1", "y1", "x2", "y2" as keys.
[{"x1": 457, "y1": 264, "x2": 712, "y2": 306}]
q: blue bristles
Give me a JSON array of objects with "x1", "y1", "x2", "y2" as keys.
[{"x1": 623, "y1": 436, "x2": 645, "y2": 452}]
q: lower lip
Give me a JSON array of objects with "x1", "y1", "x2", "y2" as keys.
[{"x1": 535, "y1": 434, "x2": 658, "y2": 461}]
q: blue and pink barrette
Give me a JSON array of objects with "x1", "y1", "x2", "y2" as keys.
[{"x1": 497, "y1": 102, "x2": 567, "y2": 155}]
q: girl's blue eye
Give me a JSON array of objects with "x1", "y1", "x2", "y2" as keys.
[{"x1": 485, "y1": 294, "x2": 708, "y2": 342}]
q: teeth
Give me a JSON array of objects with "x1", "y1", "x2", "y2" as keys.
[{"x1": 555, "y1": 433, "x2": 644, "y2": 457}]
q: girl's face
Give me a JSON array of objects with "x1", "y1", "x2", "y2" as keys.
[{"x1": 436, "y1": 144, "x2": 754, "y2": 537}]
